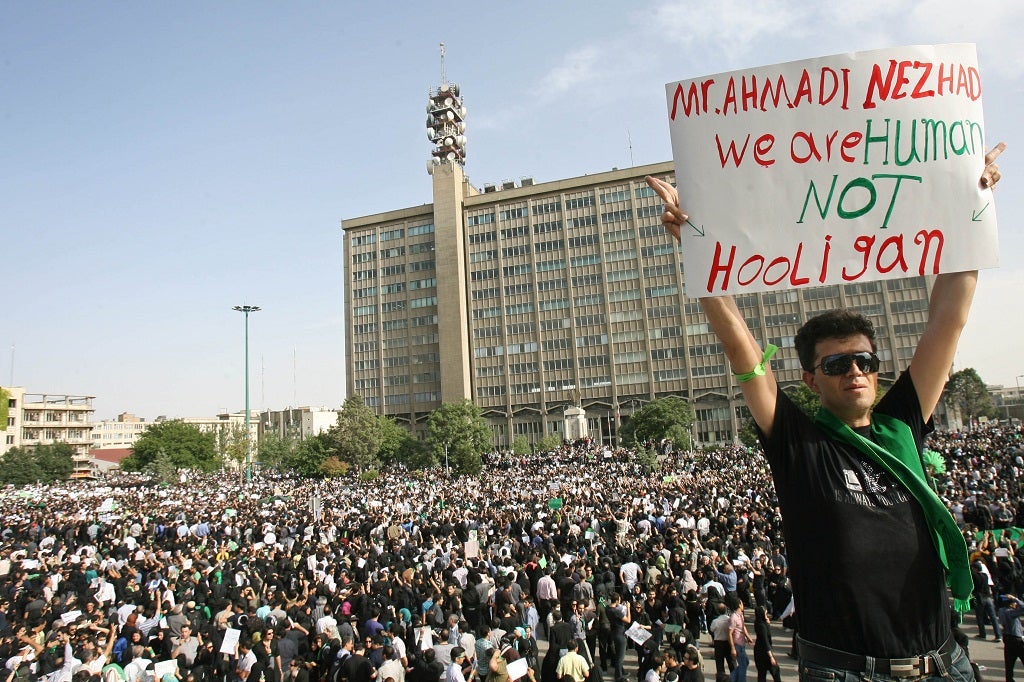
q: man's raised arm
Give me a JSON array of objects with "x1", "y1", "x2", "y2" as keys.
[
  {"x1": 908, "y1": 142, "x2": 1005, "y2": 422},
  {"x1": 645, "y1": 176, "x2": 779, "y2": 437}
]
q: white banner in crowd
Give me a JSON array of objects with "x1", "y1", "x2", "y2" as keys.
[{"x1": 664, "y1": 43, "x2": 998, "y2": 296}]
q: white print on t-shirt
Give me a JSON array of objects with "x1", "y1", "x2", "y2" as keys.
[
  {"x1": 836, "y1": 460, "x2": 907, "y2": 508},
  {"x1": 859, "y1": 461, "x2": 889, "y2": 494},
  {"x1": 843, "y1": 469, "x2": 863, "y2": 492}
]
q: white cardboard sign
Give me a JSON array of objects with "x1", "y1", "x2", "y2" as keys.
[{"x1": 665, "y1": 43, "x2": 997, "y2": 296}]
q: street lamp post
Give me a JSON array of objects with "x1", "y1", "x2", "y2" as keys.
[{"x1": 232, "y1": 305, "x2": 261, "y2": 481}]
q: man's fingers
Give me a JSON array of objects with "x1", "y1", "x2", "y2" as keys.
[
  {"x1": 985, "y1": 142, "x2": 1007, "y2": 165},
  {"x1": 645, "y1": 176, "x2": 678, "y2": 206}
]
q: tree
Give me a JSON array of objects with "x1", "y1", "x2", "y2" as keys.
[
  {"x1": 619, "y1": 397, "x2": 694, "y2": 449},
  {"x1": 257, "y1": 430, "x2": 297, "y2": 469},
  {"x1": 145, "y1": 449, "x2": 177, "y2": 484},
  {"x1": 0, "y1": 446, "x2": 44, "y2": 484},
  {"x1": 737, "y1": 419, "x2": 760, "y2": 449},
  {"x1": 282, "y1": 432, "x2": 332, "y2": 478},
  {"x1": 123, "y1": 420, "x2": 219, "y2": 472},
  {"x1": 946, "y1": 368, "x2": 998, "y2": 421},
  {"x1": 537, "y1": 434, "x2": 563, "y2": 453},
  {"x1": 784, "y1": 384, "x2": 822, "y2": 418},
  {"x1": 34, "y1": 442, "x2": 75, "y2": 481},
  {"x1": 427, "y1": 400, "x2": 492, "y2": 475},
  {"x1": 223, "y1": 424, "x2": 250, "y2": 478},
  {"x1": 378, "y1": 417, "x2": 433, "y2": 469},
  {"x1": 0, "y1": 387, "x2": 9, "y2": 432},
  {"x1": 0, "y1": 443, "x2": 74, "y2": 484},
  {"x1": 331, "y1": 395, "x2": 382, "y2": 473},
  {"x1": 320, "y1": 456, "x2": 349, "y2": 478},
  {"x1": 512, "y1": 436, "x2": 532, "y2": 456}
]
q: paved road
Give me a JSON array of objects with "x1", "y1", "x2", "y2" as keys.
[{"x1": 539, "y1": 612, "x2": 1011, "y2": 681}]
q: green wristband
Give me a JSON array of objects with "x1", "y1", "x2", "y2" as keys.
[{"x1": 733, "y1": 344, "x2": 778, "y2": 383}]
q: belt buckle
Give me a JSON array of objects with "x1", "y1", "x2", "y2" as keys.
[{"x1": 887, "y1": 657, "x2": 922, "y2": 678}]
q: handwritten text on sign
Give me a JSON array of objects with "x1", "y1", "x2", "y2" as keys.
[{"x1": 664, "y1": 44, "x2": 997, "y2": 296}]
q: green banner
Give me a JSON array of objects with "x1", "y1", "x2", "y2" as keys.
[
  {"x1": 548, "y1": 498, "x2": 563, "y2": 510},
  {"x1": 974, "y1": 527, "x2": 1024, "y2": 545}
]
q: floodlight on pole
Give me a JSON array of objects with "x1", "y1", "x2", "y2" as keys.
[{"x1": 232, "y1": 305, "x2": 261, "y2": 481}]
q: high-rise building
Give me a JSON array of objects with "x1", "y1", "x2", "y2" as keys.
[{"x1": 341, "y1": 66, "x2": 940, "y2": 448}]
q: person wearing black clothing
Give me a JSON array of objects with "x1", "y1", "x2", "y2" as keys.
[
  {"x1": 678, "y1": 646, "x2": 703, "y2": 682},
  {"x1": 346, "y1": 643, "x2": 376, "y2": 682},
  {"x1": 542, "y1": 610, "x2": 574, "y2": 682},
  {"x1": 646, "y1": 148, "x2": 1006, "y2": 682},
  {"x1": 751, "y1": 609, "x2": 779, "y2": 682},
  {"x1": 974, "y1": 561, "x2": 1003, "y2": 641},
  {"x1": 606, "y1": 594, "x2": 630, "y2": 682}
]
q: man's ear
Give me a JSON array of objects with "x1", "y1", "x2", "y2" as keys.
[{"x1": 802, "y1": 371, "x2": 820, "y2": 395}]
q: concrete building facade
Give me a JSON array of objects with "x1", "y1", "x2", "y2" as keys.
[
  {"x1": 91, "y1": 412, "x2": 150, "y2": 449},
  {"x1": 341, "y1": 65, "x2": 944, "y2": 447},
  {"x1": 259, "y1": 406, "x2": 340, "y2": 441},
  {"x1": 342, "y1": 160, "x2": 941, "y2": 447},
  {"x1": 1, "y1": 386, "x2": 96, "y2": 472}
]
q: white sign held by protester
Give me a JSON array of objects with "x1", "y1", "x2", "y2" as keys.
[
  {"x1": 625, "y1": 622, "x2": 653, "y2": 646},
  {"x1": 664, "y1": 44, "x2": 997, "y2": 296},
  {"x1": 220, "y1": 628, "x2": 240, "y2": 655}
]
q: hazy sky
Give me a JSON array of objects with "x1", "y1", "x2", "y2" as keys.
[{"x1": 3, "y1": 1, "x2": 1022, "y2": 420}]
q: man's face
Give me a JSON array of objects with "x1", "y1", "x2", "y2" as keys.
[{"x1": 803, "y1": 334, "x2": 877, "y2": 426}]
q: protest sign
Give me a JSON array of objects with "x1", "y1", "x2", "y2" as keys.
[
  {"x1": 625, "y1": 622, "x2": 653, "y2": 646},
  {"x1": 665, "y1": 44, "x2": 997, "y2": 296},
  {"x1": 220, "y1": 628, "x2": 240, "y2": 655}
]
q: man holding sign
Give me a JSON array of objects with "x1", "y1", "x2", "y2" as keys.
[{"x1": 646, "y1": 136, "x2": 1002, "y2": 682}]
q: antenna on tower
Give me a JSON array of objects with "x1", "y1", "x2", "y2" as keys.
[
  {"x1": 426, "y1": 43, "x2": 467, "y2": 172},
  {"x1": 627, "y1": 129, "x2": 634, "y2": 167},
  {"x1": 439, "y1": 42, "x2": 447, "y2": 87}
]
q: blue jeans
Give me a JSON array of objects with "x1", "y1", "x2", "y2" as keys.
[
  {"x1": 976, "y1": 596, "x2": 1002, "y2": 639},
  {"x1": 798, "y1": 643, "x2": 975, "y2": 682},
  {"x1": 731, "y1": 645, "x2": 749, "y2": 682},
  {"x1": 612, "y1": 631, "x2": 627, "y2": 681}
]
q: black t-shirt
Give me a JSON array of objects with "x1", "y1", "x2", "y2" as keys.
[{"x1": 759, "y1": 371, "x2": 949, "y2": 657}]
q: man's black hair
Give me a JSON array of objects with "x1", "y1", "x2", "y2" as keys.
[{"x1": 793, "y1": 309, "x2": 877, "y2": 372}]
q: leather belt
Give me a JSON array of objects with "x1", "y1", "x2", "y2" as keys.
[{"x1": 797, "y1": 636, "x2": 956, "y2": 679}]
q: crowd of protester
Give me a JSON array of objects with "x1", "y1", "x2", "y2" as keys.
[{"x1": 0, "y1": 422, "x2": 1020, "y2": 682}]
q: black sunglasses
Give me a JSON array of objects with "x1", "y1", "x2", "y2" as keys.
[{"x1": 814, "y1": 351, "x2": 879, "y2": 376}]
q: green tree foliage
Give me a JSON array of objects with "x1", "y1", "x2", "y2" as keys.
[
  {"x1": 331, "y1": 395, "x2": 382, "y2": 472},
  {"x1": 34, "y1": 442, "x2": 75, "y2": 481},
  {"x1": 737, "y1": 419, "x2": 760, "y2": 448},
  {"x1": 320, "y1": 456, "x2": 349, "y2": 478},
  {"x1": 123, "y1": 420, "x2": 219, "y2": 472},
  {"x1": 512, "y1": 436, "x2": 532, "y2": 456},
  {"x1": 785, "y1": 384, "x2": 823, "y2": 418},
  {"x1": 145, "y1": 449, "x2": 178, "y2": 484},
  {"x1": 378, "y1": 416, "x2": 431, "y2": 468},
  {"x1": 537, "y1": 434, "x2": 563, "y2": 453},
  {"x1": 946, "y1": 368, "x2": 998, "y2": 421},
  {"x1": 427, "y1": 400, "x2": 492, "y2": 475},
  {"x1": 619, "y1": 397, "x2": 694, "y2": 448},
  {"x1": 0, "y1": 446, "x2": 44, "y2": 484},
  {"x1": 636, "y1": 443, "x2": 658, "y2": 472},
  {"x1": 282, "y1": 432, "x2": 332, "y2": 478},
  {"x1": 0, "y1": 387, "x2": 9, "y2": 431},
  {"x1": 0, "y1": 442, "x2": 74, "y2": 484},
  {"x1": 223, "y1": 424, "x2": 250, "y2": 477},
  {"x1": 257, "y1": 430, "x2": 298, "y2": 469}
]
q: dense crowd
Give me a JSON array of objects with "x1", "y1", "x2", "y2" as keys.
[{"x1": 0, "y1": 423, "x2": 1020, "y2": 682}]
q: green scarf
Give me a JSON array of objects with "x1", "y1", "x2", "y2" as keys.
[{"x1": 814, "y1": 408, "x2": 972, "y2": 612}]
